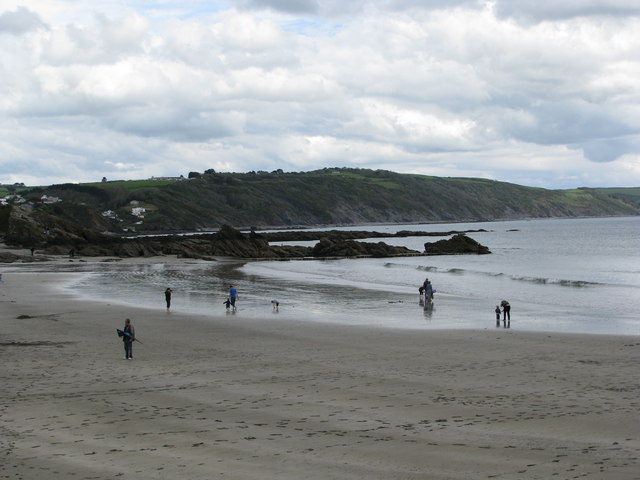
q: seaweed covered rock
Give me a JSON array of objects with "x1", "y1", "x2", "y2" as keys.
[
  {"x1": 312, "y1": 238, "x2": 419, "y2": 258},
  {"x1": 210, "y1": 224, "x2": 272, "y2": 257},
  {"x1": 424, "y1": 234, "x2": 491, "y2": 255},
  {"x1": 216, "y1": 224, "x2": 246, "y2": 241}
]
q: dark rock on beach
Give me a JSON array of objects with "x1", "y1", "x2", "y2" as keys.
[
  {"x1": 209, "y1": 224, "x2": 309, "y2": 258},
  {"x1": 424, "y1": 234, "x2": 491, "y2": 255},
  {"x1": 312, "y1": 238, "x2": 419, "y2": 258},
  {"x1": 2, "y1": 203, "x2": 491, "y2": 260},
  {"x1": 263, "y1": 229, "x2": 488, "y2": 243}
]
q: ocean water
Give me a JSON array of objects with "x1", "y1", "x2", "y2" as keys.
[
  {"x1": 7, "y1": 216, "x2": 639, "y2": 335},
  {"x1": 241, "y1": 216, "x2": 640, "y2": 335}
]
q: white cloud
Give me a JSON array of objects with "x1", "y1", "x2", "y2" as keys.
[
  {"x1": 0, "y1": 1, "x2": 639, "y2": 188},
  {"x1": 0, "y1": 6, "x2": 47, "y2": 35},
  {"x1": 492, "y1": 0, "x2": 640, "y2": 24}
]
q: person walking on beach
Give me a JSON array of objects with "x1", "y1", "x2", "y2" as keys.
[
  {"x1": 495, "y1": 305, "x2": 501, "y2": 327},
  {"x1": 500, "y1": 300, "x2": 511, "y2": 328},
  {"x1": 122, "y1": 318, "x2": 135, "y2": 359},
  {"x1": 228, "y1": 285, "x2": 238, "y2": 311},
  {"x1": 165, "y1": 287, "x2": 173, "y2": 312}
]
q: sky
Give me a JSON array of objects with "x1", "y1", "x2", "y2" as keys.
[{"x1": 1, "y1": 1, "x2": 639, "y2": 189}]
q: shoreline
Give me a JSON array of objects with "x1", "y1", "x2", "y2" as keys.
[
  {"x1": 2, "y1": 264, "x2": 636, "y2": 340},
  {"x1": 2, "y1": 253, "x2": 639, "y2": 336},
  {"x1": 1, "y1": 270, "x2": 639, "y2": 479}
]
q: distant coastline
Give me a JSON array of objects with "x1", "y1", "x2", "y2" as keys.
[{"x1": 2, "y1": 169, "x2": 638, "y2": 248}]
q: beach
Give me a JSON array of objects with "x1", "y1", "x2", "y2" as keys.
[{"x1": 1, "y1": 262, "x2": 639, "y2": 479}]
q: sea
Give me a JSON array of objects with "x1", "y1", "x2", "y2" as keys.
[{"x1": 6, "y1": 216, "x2": 639, "y2": 335}]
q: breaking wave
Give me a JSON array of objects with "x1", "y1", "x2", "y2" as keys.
[
  {"x1": 508, "y1": 276, "x2": 599, "y2": 287},
  {"x1": 382, "y1": 263, "x2": 604, "y2": 288}
]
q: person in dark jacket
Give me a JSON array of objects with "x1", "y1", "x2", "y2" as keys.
[
  {"x1": 165, "y1": 288, "x2": 173, "y2": 312},
  {"x1": 500, "y1": 300, "x2": 511, "y2": 328},
  {"x1": 122, "y1": 318, "x2": 135, "y2": 359}
]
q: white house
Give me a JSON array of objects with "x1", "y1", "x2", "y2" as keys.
[
  {"x1": 131, "y1": 207, "x2": 146, "y2": 218},
  {"x1": 41, "y1": 195, "x2": 61, "y2": 204}
]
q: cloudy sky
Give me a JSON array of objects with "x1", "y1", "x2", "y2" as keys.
[{"x1": 1, "y1": 1, "x2": 639, "y2": 189}]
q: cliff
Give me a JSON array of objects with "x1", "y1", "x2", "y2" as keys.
[{"x1": 4, "y1": 169, "x2": 638, "y2": 238}]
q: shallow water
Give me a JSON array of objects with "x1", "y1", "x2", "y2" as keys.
[{"x1": 5, "y1": 216, "x2": 639, "y2": 335}]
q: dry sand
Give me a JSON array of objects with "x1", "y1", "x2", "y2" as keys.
[{"x1": 1, "y1": 264, "x2": 639, "y2": 479}]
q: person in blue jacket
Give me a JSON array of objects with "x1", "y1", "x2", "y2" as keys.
[
  {"x1": 122, "y1": 318, "x2": 135, "y2": 359},
  {"x1": 228, "y1": 285, "x2": 238, "y2": 311},
  {"x1": 424, "y1": 280, "x2": 434, "y2": 304}
]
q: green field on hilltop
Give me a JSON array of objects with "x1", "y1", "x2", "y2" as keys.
[{"x1": 83, "y1": 179, "x2": 179, "y2": 191}]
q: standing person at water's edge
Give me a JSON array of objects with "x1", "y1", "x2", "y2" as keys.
[
  {"x1": 425, "y1": 280, "x2": 434, "y2": 303},
  {"x1": 122, "y1": 318, "x2": 135, "y2": 359},
  {"x1": 500, "y1": 300, "x2": 511, "y2": 328},
  {"x1": 228, "y1": 285, "x2": 238, "y2": 311},
  {"x1": 165, "y1": 287, "x2": 173, "y2": 312},
  {"x1": 495, "y1": 305, "x2": 501, "y2": 327}
]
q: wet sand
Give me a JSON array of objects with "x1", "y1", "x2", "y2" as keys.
[{"x1": 1, "y1": 266, "x2": 639, "y2": 479}]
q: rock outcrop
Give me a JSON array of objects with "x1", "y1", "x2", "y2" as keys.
[
  {"x1": 424, "y1": 234, "x2": 491, "y2": 255},
  {"x1": 263, "y1": 229, "x2": 488, "y2": 243},
  {"x1": 2, "y1": 212, "x2": 491, "y2": 259},
  {"x1": 312, "y1": 238, "x2": 419, "y2": 258}
]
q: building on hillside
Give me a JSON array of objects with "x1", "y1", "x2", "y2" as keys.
[
  {"x1": 149, "y1": 175, "x2": 185, "y2": 181},
  {"x1": 1, "y1": 194, "x2": 26, "y2": 205},
  {"x1": 40, "y1": 195, "x2": 62, "y2": 204},
  {"x1": 102, "y1": 210, "x2": 117, "y2": 219},
  {"x1": 131, "y1": 207, "x2": 146, "y2": 218}
]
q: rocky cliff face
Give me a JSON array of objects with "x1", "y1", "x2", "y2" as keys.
[{"x1": 15, "y1": 169, "x2": 640, "y2": 235}]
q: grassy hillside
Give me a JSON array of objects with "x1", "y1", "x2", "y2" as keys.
[
  {"x1": 593, "y1": 187, "x2": 640, "y2": 209},
  {"x1": 13, "y1": 168, "x2": 640, "y2": 234}
]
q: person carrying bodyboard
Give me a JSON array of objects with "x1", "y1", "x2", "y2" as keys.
[{"x1": 116, "y1": 318, "x2": 140, "y2": 359}]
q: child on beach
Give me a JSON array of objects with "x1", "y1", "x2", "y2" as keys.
[
  {"x1": 228, "y1": 285, "x2": 238, "y2": 311},
  {"x1": 495, "y1": 305, "x2": 501, "y2": 327},
  {"x1": 165, "y1": 287, "x2": 173, "y2": 312},
  {"x1": 223, "y1": 298, "x2": 231, "y2": 310}
]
